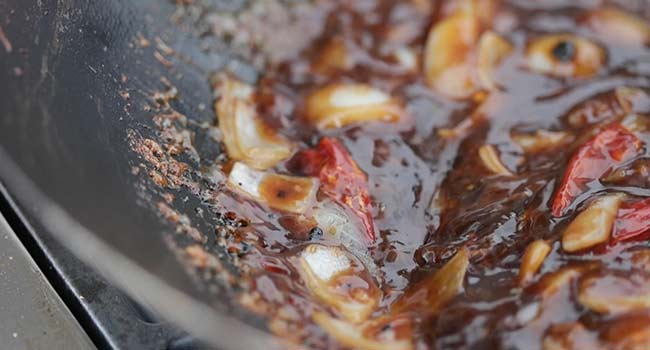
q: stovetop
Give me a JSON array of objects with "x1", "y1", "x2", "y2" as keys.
[
  {"x1": 0, "y1": 206, "x2": 93, "y2": 349},
  {"x1": 0, "y1": 182, "x2": 209, "y2": 349}
]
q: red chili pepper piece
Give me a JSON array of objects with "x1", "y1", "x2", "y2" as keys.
[
  {"x1": 291, "y1": 137, "x2": 376, "y2": 242},
  {"x1": 551, "y1": 124, "x2": 641, "y2": 217},
  {"x1": 611, "y1": 198, "x2": 650, "y2": 245}
]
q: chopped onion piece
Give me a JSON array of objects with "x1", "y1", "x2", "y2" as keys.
[
  {"x1": 615, "y1": 86, "x2": 650, "y2": 115},
  {"x1": 438, "y1": 117, "x2": 476, "y2": 139},
  {"x1": 585, "y1": 7, "x2": 650, "y2": 46},
  {"x1": 543, "y1": 322, "x2": 599, "y2": 350},
  {"x1": 620, "y1": 114, "x2": 650, "y2": 133},
  {"x1": 306, "y1": 83, "x2": 404, "y2": 129},
  {"x1": 578, "y1": 273, "x2": 650, "y2": 314},
  {"x1": 301, "y1": 244, "x2": 351, "y2": 281},
  {"x1": 228, "y1": 162, "x2": 318, "y2": 214},
  {"x1": 392, "y1": 47, "x2": 418, "y2": 72},
  {"x1": 456, "y1": 0, "x2": 497, "y2": 27},
  {"x1": 519, "y1": 240, "x2": 551, "y2": 285},
  {"x1": 631, "y1": 250, "x2": 650, "y2": 271},
  {"x1": 526, "y1": 34, "x2": 605, "y2": 78},
  {"x1": 313, "y1": 312, "x2": 413, "y2": 350},
  {"x1": 215, "y1": 76, "x2": 292, "y2": 169},
  {"x1": 299, "y1": 245, "x2": 381, "y2": 324},
  {"x1": 600, "y1": 312, "x2": 650, "y2": 349},
  {"x1": 393, "y1": 248, "x2": 469, "y2": 313},
  {"x1": 515, "y1": 302, "x2": 541, "y2": 325},
  {"x1": 477, "y1": 31, "x2": 513, "y2": 91},
  {"x1": 313, "y1": 201, "x2": 377, "y2": 275},
  {"x1": 511, "y1": 130, "x2": 572, "y2": 153},
  {"x1": 562, "y1": 194, "x2": 623, "y2": 253},
  {"x1": 478, "y1": 144, "x2": 513, "y2": 176},
  {"x1": 424, "y1": 11, "x2": 480, "y2": 99},
  {"x1": 535, "y1": 266, "x2": 586, "y2": 299},
  {"x1": 313, "y1": 38, "x2": 351, "y2": 73}
]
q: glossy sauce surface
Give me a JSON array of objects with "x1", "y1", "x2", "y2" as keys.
[{"x1": 207, "y1": 1, "x2": 650, "y2": 349}]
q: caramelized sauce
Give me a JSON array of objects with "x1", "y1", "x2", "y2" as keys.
[{"x1": 202, "y1": 0, "x2": 650, "y2": 348}]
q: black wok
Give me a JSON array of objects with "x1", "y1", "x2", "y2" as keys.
[{"x1": 0, "y1": 0, "x2": 277, "y2": 348}]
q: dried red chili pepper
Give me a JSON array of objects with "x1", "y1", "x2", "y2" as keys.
[
  {"x1": 551, "y1": 123, "x2": 641, "y2": 217},
  {"x1": 611, "y1": 198, "x2": 650, "y2": 245},
  {"x1": 290, "y1": 137, "x2": 376, "y2": 242}
]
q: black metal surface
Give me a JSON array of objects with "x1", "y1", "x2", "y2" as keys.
[
  {"x1": 0, "y1": 206, "x2": 94, "y2": 350},
  {"x1": 0, "y1": 183, "x2": 194, "y2": 349},
  {"x1": 0, "y1": 0, "x2": 203, "y2": 298},
  {"x1": 0, "y1": 0, "x2": 264, "y2": 348}
]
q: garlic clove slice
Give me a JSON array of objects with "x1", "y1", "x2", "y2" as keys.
[
  {"x1": 313, "y1": 312, "x2": 413, "y2": 350},
  {"x1": 526, "y1": 34, "x2": 605, "y2": 78},
  {"x1": 478, "y1": 144, "x2": 513, "y2": 176},
  {"x1": 561, "y1": 194, "x2": 623, "y2": 253},
  {"x1": 585, "y1": 7, "x2": 650, "y2": 46},
  {"x1": 578, "y1": 273, "x2": 650, "y2": 314},
  {"x1": 519, "y1": 240, "x2": 552, "y2": 285},
  {"x1": 477, "y1": 31, "x2": 513, "y2": 91},
  {"x1": 424, "y1": 12, "x2": 480, "y2": 99},
  {"x1": 299, "y1": 244, "x2": 380, "y2": 324},
  {"x1": 393, "y1": 248, "x2": 469, "y2": 313},
  {"x1": 228, "y1": 162, "x2": 318, "y2": 214},
  {"x1": 306, "y1": 83, "x2": 405, "y2": 129},
  {"x1": 215, "y1": 75, "x2": 292, "y2": 170}
]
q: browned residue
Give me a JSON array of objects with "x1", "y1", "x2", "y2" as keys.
[
  {"x1": 0, "y1": 25, "x2": 12, "y2": 53},
  {"x1": 128, "y1": 130, "x2": 189, "y2": 189},
  {"x1": 154, "y1": 51, "x2": 173, "y2": 68},
  {"x1": 157, "y1": 202, "x2": 205, "y2": 243}
]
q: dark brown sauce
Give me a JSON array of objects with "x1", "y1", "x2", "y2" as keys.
[{"x1": 207, "y1": 1, "x2": 650, "y2": 348}]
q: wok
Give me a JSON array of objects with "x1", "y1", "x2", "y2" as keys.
[{"x1": 0, "y1": 0, "x2": 279, "y2": 348}]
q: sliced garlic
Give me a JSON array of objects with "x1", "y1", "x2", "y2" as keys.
[
  {"x1": 362, "y1": 314, "x2": 414, "y2": 347},
  {"x1": 478, "y1": 144, "x2": 513, "y2": 176},
  {"x1": 511, "y1": 130, "x2": 572, "y2": 153},
  {"x1": 543, "y1": 322, "x2": 600, "y2": 350},
  {"x1": 424, "y1": 11, "x2": 480, "y2": 99},
  {"x1": 393, "y1": 248, "x2": 469, "y2": 313},
  {"x1": 578, "y1": 273, "x2": 650, "y2": 314},
  {"x1": 301, "y1": 245, "x2": 352, "y2": 281},
  {"x1": 585, "y1": 7, "x2": 650, "y2": 46},
  {"x1": 299, "y1": 244, "x2": 380, "y2": 324},
  {"x1": 600, "y1": 313, "x2": 650, "y2": 349},
  {"x1": 565, "y1": 97, "x2": 620, "y2": 128},
  {"x1": 456, "y1": 0, "x2": 497, "y2": 27},
  {"x1": 305, "y1": 83, "x2": 404, "y2": 129},
  {"x1": 620, "y1": 114, "x2": 649, "y2": 133},
  {"x1": 228, "y1": 162, "x2": 318, "y2": 214},
  {"x1": 615, "y1": 86, "x2": 650, "y2": 115},
  {"x1": 527, "y1": 265, "x2": 595, "y2": 327},
  {"x1": 477, "y1": 31, "x2": 513, "y2": 91},
  {"x1": 392, "y1": 47, "x2": 418, "y2": 72},
  {"x1": 561, "y1": 194, "x2": 623, "y2": 253},
  {"x1": 536, "y1": 266, "x2": 585, "y2": 298},
  {"x1": 631, "y1": 250, "x2": 650, "y2": 271},
  {"x1": 313, "y1": 313, "x2": 413, "y2": 350},
  {"x1": 526, "y1": 34, "x2": 605, "y2": 78},
  {"x1": 519, "y1": 240, "x2": 552, "y2": 285},
  {"x1": 313, "y1": 38, "x2": 351, "y2": 73},
  {"x1": 312, "y1": 201, "x2": 376, "y2": 275},
  {"x1": 215, "y1": 76, "x2": 292, "y2": 170},
  {"x1": 438, "y1": 117, "x2": 476, "y2": 139}
]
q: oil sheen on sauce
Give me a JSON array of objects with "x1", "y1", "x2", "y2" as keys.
[{"x1": 207, "y1": 1, "x2": 650, "y2": 349}]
